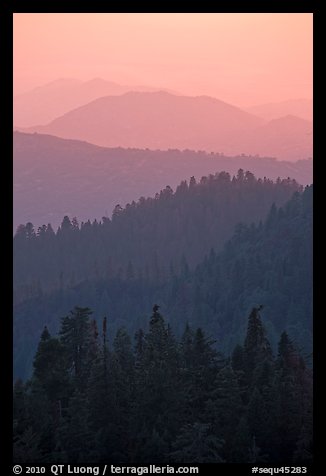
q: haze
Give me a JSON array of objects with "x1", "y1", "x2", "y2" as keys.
[
  {"x1": 13, "y1": 13, "x2": 312, "y2": 107},
  {"x1": 13, "y1": 13, "x2": 313, "y2": 228}
]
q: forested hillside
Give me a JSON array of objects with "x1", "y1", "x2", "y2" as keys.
[
  {"x1": 13, "y1": 306, "x2": 312, "y2": 464},
  {"x1": 14, "y1": 185, "x2": 312, "y2": 381},
  {"x1": 13, "y1": 12, "x2": 313, "y2": 468},
  {"x1": 14, "y1": 131, "x2": 312, "y2": 231},
  {"x1": 14, "y1": 170, "x2": 301, "y2": 300}
]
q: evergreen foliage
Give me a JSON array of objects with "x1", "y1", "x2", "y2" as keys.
[
  {"x1": 14, "y1": 185, "x2": 312, "y2": 381},
  {"x1": 13, "y1": 306, "x2": 312, "y2": 464},
  {"x1": 14, "y1": 170, "x2": 301, "y2": 298}
]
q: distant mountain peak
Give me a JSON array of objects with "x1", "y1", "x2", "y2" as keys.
[
  {"x1": 268, "y1": 114, "x2": 311, "y2": 124},
  {"x1": 246, "y1": 98, "x2": 313, "y2": 122}
]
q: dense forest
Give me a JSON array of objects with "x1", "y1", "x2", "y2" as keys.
[
  {"x1": 14, "y1": 170, "x2": 301, "y2": 300},
  {"x1": 14, "y1": 131, "x2": 312, "y2": 232},
  {"x1": 12, "y1": 13, "x2": 314, "y2": 469},
  {"x1": 14, "y1": 184, "x2": 312, "y2": 381},
  {"x1": 13, "y1": 305, "x2": 312, "y2": 464}
]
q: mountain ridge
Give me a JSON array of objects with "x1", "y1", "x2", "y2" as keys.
[
  {"x1": 14, "y1": 131, "x2": 312, "y2": 231},
  {"x1": 14, "y1": 78, "x2": 179, "y2": 127},
  {"x1": 13, "y1": 185, "x2": 312, "y2": 381},
  {"x1": 19, "y1": 91, "x2": 311, "y2": 161},
  {"x1": 246, "y1": 98, "x2": 313, "y2": 122}
]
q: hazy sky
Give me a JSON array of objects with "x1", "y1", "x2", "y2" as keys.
[{"x1": 13, "y1": 13, "x2": 313, "y2": 107}]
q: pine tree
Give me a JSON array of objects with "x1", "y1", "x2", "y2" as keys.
[
  {"x1": 134, "y1": 328, "x2": 145, "y2": 368},
  {"x1": 59, "y1": 307, "x2": 93, "y2": 387},
  {"x1": 180, "y1": 323, "x2": 195, "y2": 369},
  {"x1": 23, "y1": 378, "x2": 55, "y2": 462},
  {"x1": 113, "y1": 327, "x2": 134, "y2": 376},
  {"x1": 58, "y1": 390, "x2": 93, "y2": 463},
  {"x1": 246, "y1": 387, "x2": 270, "y2": 460},
  {"x1": 231, "y1": 344, "x2": 247, "y2": 399},
  {"x1": 87, "y1": 316, "x2": 117, "y2": 462},
  {"x1": 33, "y1": 326, "x2": 70, "y2": 403},
  {"x1": 244, "y1": 307, "x2": 273, "y2": 388},
  {"x1": 25, "y1": 326, "x2": 72, "y2": 460},
  {"x1": 111, "y1": 327, "x2": 135, "y2": 458},
  {"x1": 134, "y1": 306, "x2": 182, "y2": 448},
  {"x1": 12, "y1": 302, "x2": 312, "y2": 464},
  {"x1": 274, "y1": 332, "x2": 311, "y2": 463},
  {"x1": 13, "y1": 379, "x2": 28, "y2": 436},
  {"x1": 206, "y1": 364, "x2": 244, "y2": 461}
]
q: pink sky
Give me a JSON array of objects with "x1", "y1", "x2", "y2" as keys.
[{"x1": 13, "y1": 13, "x2": 312, "y2": 107}]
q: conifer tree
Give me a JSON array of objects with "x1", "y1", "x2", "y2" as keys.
[
  {"x1": 244, "y1": 306, "x2": 273, "y2": 388},
  {"x1": 33, "y1": 326, "x2": 70, "y2": 403},
  {"x1": 87, "y1": 316, "x2": 116, "y2": 462},
  {"x1": 59, "y1": 307, "x2": 93, "y2": 386},
  {"x1": 12, "y1": 304, "x2": 312, "y2": 464},
  {"x1": 206, "y1": 364, "x2": 243, "y2": 461},
  {"x1": 274, "y1": 332, "x2": 311, "y2": 463}
]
